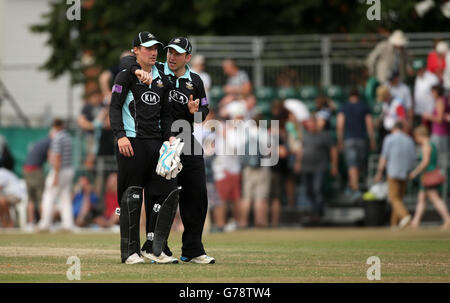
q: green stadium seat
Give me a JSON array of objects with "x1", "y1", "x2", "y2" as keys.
[
  {"x1": 256, "y1": 102, "x2": 272, "y2": 119},
  {"x1": 298, "y1": 86, "x2": 318, "y2": 101},
  {"x1": 209, "y1": 86, "x2": 224, "y2": 106},
  {"x1": 277, "y1": 87, "x2": 299, "y2": 99},
  {"x1": 324, "y1": 85, "x2": 345, "y2": 103},
  {"x1": 255, "y1": 86, "x2": 276, "y2": 101},
  {"x1": 304, "y1": 100, "x2": 316, "y2": 112}
]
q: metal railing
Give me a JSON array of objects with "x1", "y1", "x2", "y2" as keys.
[{"x1": 190, "y1": 32, "x2": 450, "y2": 88}]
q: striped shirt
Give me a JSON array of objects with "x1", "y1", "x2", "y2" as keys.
[{"x1": 51, "y1": 130, "x2": 73, "y2": 169}]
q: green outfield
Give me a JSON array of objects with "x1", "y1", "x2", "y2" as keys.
[{"x1": 0, "y1": 228, "x2": 449, "y2": 283}]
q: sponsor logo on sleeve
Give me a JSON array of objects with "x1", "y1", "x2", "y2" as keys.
[
  {"x1": 112, "y1": 84, "x2": 123, "y2": 93},
  {"x1": 201, "y1": 97, "x2": 209, "y2": 106}
]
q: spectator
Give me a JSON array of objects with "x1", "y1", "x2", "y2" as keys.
[
  {"x1": 413, "y1": 58, "x2": 440, "y2": 128},
  {"x1": 0, "y1": 168, "x2": 25, "y2": 228},
  {"x1": 377, "y1": 85, "x2": 409, "y2": 144},
  {"x1": 409, "y1": 126, "x2": 450, "y2": 229},
  {"x1": 276, "y1": 68, "x2": 299, "y2": 88},
  {"x1": 240, "y1": 116, "x2": 271, "y2": 228},
  {"x1": 443, "y1": 45, "x2": 450, "y2": 94},
  {"x1": 211, "y1": 103, "x2": 246, "y2": 231},
  {"x1": 386, "y1": 70, "x2": 413, "y2": 123},
  {"x1": 374, "y1": 122, "x2": 416, "y2": 228},
  {"x1": 285, "y1": 110, "x2": 302, "y2": 208},
  {"x1": 426, "y1": 41, "x2": 447, "y2": 81},
  {"x1": 337, "y1": 88, "x2": 376, "y2": 201},
  {"x1": 366, "y1": 30, "x2": 411, "y2": 83},
  {"x1": 219, "y1": 59, "x2": 256, "y2": 114},
  {"x1": 77, "y1": 89, "x2": 108, "y2": 170},
  {"x1": 100, "y1": 172, "x2": 119, "y2": 227},
  {"x1": 299, "y1": 115, "x2": 338, "y2": 221},
  {"x1": 268, "y1": 101, "x2": 290, "y2": 227},
  {"x1": 22, "y1": 134, "x2": 52, "y2": 230},
  {"x1": 315, "y1": 95, "x2": 336, "y2": 132},
  {"x1": 0, "y1": 134, "x2": 15, "y2": 171},
  {"x1": 191, "y1": 54, "x2": 212, "y2": 102},
  {"x1": 98, "y1": 50, "x2": 133, "y2": 103},
  {"x1": 422, "y1": 85, "x2": 450, "y2": 166},
  {"x1": 72, "y1": 175, "x2": 101, "y2": 227},
  {"x1": 202, "y1": 124, "x2": 223, "y2": 233},
  {"x1": 37, "y1": 119, "x2": 74, "y2": 232}
]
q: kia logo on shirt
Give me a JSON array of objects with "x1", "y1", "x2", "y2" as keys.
[
  {"x1": 169, "y1": 90, "x2": 188, "y2": 104},
  {"x1": 141, "y1": 91, "x2": 160, "y2": 105}
]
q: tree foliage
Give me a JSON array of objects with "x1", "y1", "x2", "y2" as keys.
[{"x1": 31, "y1": 0, "x2": 450, "y2": 83}]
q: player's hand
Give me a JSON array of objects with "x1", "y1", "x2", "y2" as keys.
[
  {"x1": 188, "y1": 95, "x2": 199, "y2": 114},
  {"x1": 118, "y1": 137, "x2": 134, "y2": 157},
  {"x1": 135, "y1": 69, "x2": 152, "y2": 85}
]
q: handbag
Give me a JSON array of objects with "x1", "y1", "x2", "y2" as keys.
[{"x1": 421, "y1": 169, "x2": 446, "y2": 187}]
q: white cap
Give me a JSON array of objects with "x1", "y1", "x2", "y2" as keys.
[
  {"x1": 436, "y1": 41, "x2": 449, "y2": 54},
  {"x1": 388, "y1": 30, "x2": 408, "y2": 47}
]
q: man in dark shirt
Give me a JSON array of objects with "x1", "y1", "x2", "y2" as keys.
[
  {"x1": 77, "y1": 90, "x2": 109, "y2": 169},
  {"x1": 109, "y1": 31, "x2": 177, "y2": 265},
  {"x1": 22, "y1": 135, "x2": 51, "y2": 229},
  {"x1": 337, "y1": 88, "x2": 376, "y2": 201},
  {"x1": 299, "y1": 115, "x2": 338, "y2": 220},
  {"x1": 120, "y1": 37, "x2": 215, "y2": 264}
]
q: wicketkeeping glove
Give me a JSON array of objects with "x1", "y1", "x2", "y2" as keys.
[
  {"x1": 156, "y1": 138, "x2": 184, "y2": 179},
  {"x1": 165, "y1": 140, "x2": 184, "y2": 180}
]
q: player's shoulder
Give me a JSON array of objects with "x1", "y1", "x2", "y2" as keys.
[
  {"x1": 114, "y1": 67, "x2": 136, "y2": 84},
  {"x1": 155, "y1": 61, "x2": 165, "y2": 71},
  {"x1": 189, "y1": 71, "x2": 204, "y2": 85}
]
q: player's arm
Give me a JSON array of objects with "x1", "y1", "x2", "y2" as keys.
[
  {"x1": 109, "y1": 71, "x2": 134, "y2": 157},
  {"x1": 187, "y1": 77, "x2": 209, "y2": 123},
  {"x1": 120, "y1": 55, "x2": 153, "y2": 84},
  {"x1": 119, "y1": 55, "x2": 141, "y2": 75},
  {"x1": 109, "y1": 71, "x2": 131, "y2": 139},
  {"x1": 160, "y1": 80, "x2": 175, "y2": 142}
]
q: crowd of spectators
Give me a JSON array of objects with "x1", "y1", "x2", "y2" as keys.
[{"x1": 0, "y1": 30, "x2": 449, "y2": 231}]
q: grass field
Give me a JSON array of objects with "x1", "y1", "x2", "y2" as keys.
[{"x1": 0, "y1": 227, "x2": 449, "y2": 283}]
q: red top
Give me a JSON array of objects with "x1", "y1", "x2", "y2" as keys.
[
  {"x1": 103, "y1": 191, "x2": 118, "y2": 219},
  {"x1": 427, "y1": 51, "x2": 446, "y2": 79}
]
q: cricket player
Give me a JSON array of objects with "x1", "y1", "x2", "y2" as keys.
[
  {"x1": 121, "y1": 37, "x2": 215, "y2": 264},
  {"x1": 109, "y1": 31, "x2": 180, "y2": 265}
]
